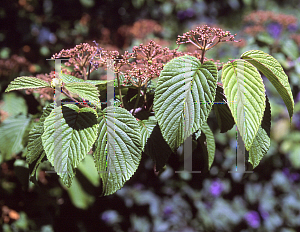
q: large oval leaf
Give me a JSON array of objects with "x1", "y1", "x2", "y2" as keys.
[
  {"x1": 241, "y1": 50, "x2": 294, "y2": 119},
  {"x1": 93, "y1": 106, "x2": 142, "y2": 196},
  {"x1": 41, "y1": 104, "x2": 98, "y2": 187},
  {"x1": 221, "y1": 59, "x2": 266, "y2": 150},
  {"x1": 153, "y1": 56, "x2": 218, "y2": 152}
]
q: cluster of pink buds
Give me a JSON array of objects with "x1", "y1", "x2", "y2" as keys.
[
  {"x1": 121, "y1": 40, "x2": 176, "y2": 87},
  {"x1": 176, "y1": 25, "x2": 240, "y2": 51}
]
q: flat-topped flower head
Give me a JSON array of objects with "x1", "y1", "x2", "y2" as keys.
[{"x1": 176, "y1": 25, "x2": 240, "y2": 51}]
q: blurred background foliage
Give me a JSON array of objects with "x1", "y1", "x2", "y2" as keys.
[{"x1": 1, "y1": 0, "x2": 300, "y2": 231}]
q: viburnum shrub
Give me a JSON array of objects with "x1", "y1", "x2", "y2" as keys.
[{"x1": 5, "y1": 25, "x2": 294, "y2": 196}]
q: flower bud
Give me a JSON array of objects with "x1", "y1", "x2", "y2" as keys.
[{"x1": 51, "y1": 78, "x2": 62, "y2": 88}]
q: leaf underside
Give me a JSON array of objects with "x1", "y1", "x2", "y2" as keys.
[
  {"x1": 221, "y1": 59, "x2": 266, "y2": 151},
  {"x1": 241, "y1": 50, "x2": 294, "y2": 119}
]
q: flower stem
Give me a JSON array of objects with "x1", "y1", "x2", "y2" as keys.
[
  {"x1": 61, "y1": 88, "x2": 89, "y2": 108},
  {"x1": 200, "y1": 41, "x2": 207, "y2": 64},
  {"x1": 116, "y1": 72, "x2": 124, "y2": 107},
  {"x1": 132, "y1": 79, "x2": 142, "y2": 115}
]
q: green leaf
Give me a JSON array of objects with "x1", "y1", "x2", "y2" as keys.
[
  {"x1": 93, "y1": 106, "x2": 142, "y2": 196},
  {"x1": 64, "y1": 82, "x2": 100, "y2": 107},
  {"x1": 248, "y1": 127, "x2": 270, "y2": 168},
  {"x1": 61, "y1": 177, "x2": 95, "y2": 210},
  {"x1": 41, "y1": 104, "x2": 99, "y2": 187},
  {"x1": 26, "y1": 103, "x2": 54, "y2": 164},
  {"x1": 0, "y1": 115, "x2": 31, "y2": 161},
  {"x1": 221, "y1": 59, "x2": 266, "y2": 151},
  {"x1": 5, "y1": 77, "x2": 50, "y2": 92},
  {"x1": 153, "y1": 56, "x2": 218, "y2": 152},
  {"x1": 28, "y1": 152, "x2": 46, "y2": 185},
  {"x1": 77, "y1": 154, "x2": 100, "y2": 187},
  {"x1": 138, "y1": 116, "x2": 157, "y2": 151},
  {"x1": 241, "y1": 50, "x2": 294, "y2": 119},
  {"x1": 0, "y1": 92, "x2": 28, "y2": 116},
  {"x1": 213, "y1": 83, "x2": 235, "y2": 133},
  {"x1": 281, "y1": 39, "x2": 299, "y2": 60},
  {"x1": 60, "y1": 73, "x2": 113, "y2": 86},
  {"x1": 200, "y1": 122, "x2": 215, "y2": 170},
  {"x1": 248, "y1": 95, "x2": 271, "y2": 168},
  {"x1": 144, "y1": 124, "x2": 173, "y2": 172}
]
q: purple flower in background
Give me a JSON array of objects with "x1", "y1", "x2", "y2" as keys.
[
  {"x1": 177, "y1": 9, "x2": 195, "y2": 20},
  {"x1": 283, "y1": 168, "x2": 300, "y2": 182},
  {"x1": 163, "y1": 205, "x2": 173, "y2": 216},
  {"x1": 101, "y1": 210, "x2": 120, "y2": 224},
  {"x1": 185, "y1": 8, "x2": 195, "y2": 18},
  {"x1": 287, "y1": 23, "x2": 298, "y2": 32},
  {"x1": 177, "y1": 10, "x2": 186, "y2": 20},
  {"x1": 244, "y1": 211, "x2": 261, "y2": 228},
  {"x1": 296, "y1": 92, "x2": 300, "y2": 103},
  {"x1": 210, "y1": 179, "x2": 224, "y2": 197},
  {"x1": 258, "y1": 205, "x2": 269, "y2": 220},
  {"x1": 267, "y1": 22, "x2": 282, "y2": 39}
]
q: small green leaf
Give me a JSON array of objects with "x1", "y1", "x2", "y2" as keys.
[
  {"x1": 241, "y1": 50, "x2": 294, "y2": 119},
  {"x1": 154, "y1": 56, "x2": 218, "y2": 152},
  {"x1": 26, "y1": 103, "x2": 55, "y2": 164},
  {"x1": 248, "y1": 95, "x2": 271, "y2": 168},
  {"x1": 200, "y1": 122, "x2": 215, "y2": 170},
  {"x1": 93, "y1": 106, "x2": 142, "y2": 196},
  {"x1": 221, "y1": 59, "x2": 266, "y2": 151},
  {"x1": 281, "y1": 39, "x2": 299, "y2": 60},
  {"x1": 60, "y1": 73, "x2": 113, "y2": 86},
  {"x1": 138, "y1": 116, "x2": 157, "y2": 151},
  {"x1": 213, "y1": 83, "x2": 235, "y2": 133},
  {"x1": 0, "y1": 115, "x2": 31, "y2": 161},
  {"x1": 248, "y1": 127, "x2": 270, "y2": 168},
  {"x1": 77, "y1": 154, "x2": 100, "y2": 187},
  {"x1": 5, "y1": 77, "x2": 50, "y2": 92},
  {"x1": 41, "y1": 104, "x2": 99, "y2": 187},
  {"x1": 61, "y1": 177, "x2": 95, "y2": 210},
  {"x1": 144, "y1": 124, "x2": 173, "y2": 172},
  {"x1": 64, "y1": 82, "x2": 100, "y2": 107},
  {"x1": 0, "y1": 92, "x2": 28, "y2": 116}
]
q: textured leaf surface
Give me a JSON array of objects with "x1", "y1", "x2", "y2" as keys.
[
  {"x1": 5, "y1": 77, "x2": 50, "y2": 92},
  {"x1": 64, "y1": 82, "x2": 100, "y2": 106},
  {"x1": 60, "y1": 73, "x2": 112, "y2": 86},
  {"x1": 248, "y1": 95, "x2": 271, "y2": 168},
  {"x1": 0, "y1": 115, "x2": 31, "y2": 161},
  {"x1": 241, "y1": 50, "x2": 294, "y2": 119},
  {"x1": 93, "y1": 106, "x2": 142, "y2": 196},
  {"x1": 153, "y1": 56, "x2": 218, "y2": 152},
  {"x1": 201, "y1": 122, "x2": 215, "y2": 169},
  {"x1": 138, "y1": 116, "x2": 157, "y2": 151},
  {"x1": 222, "y1": 59, "x2": 266, "y2": 150},
  {"x1": 42, "y1": 104, "x2": 98, "y2": 187},
  {"x1": 26, "y1": 103, "x2": 54, "y2": 164},
  {"x1": 213, "y1": 83, "x2": 235, "y2": 133}
]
